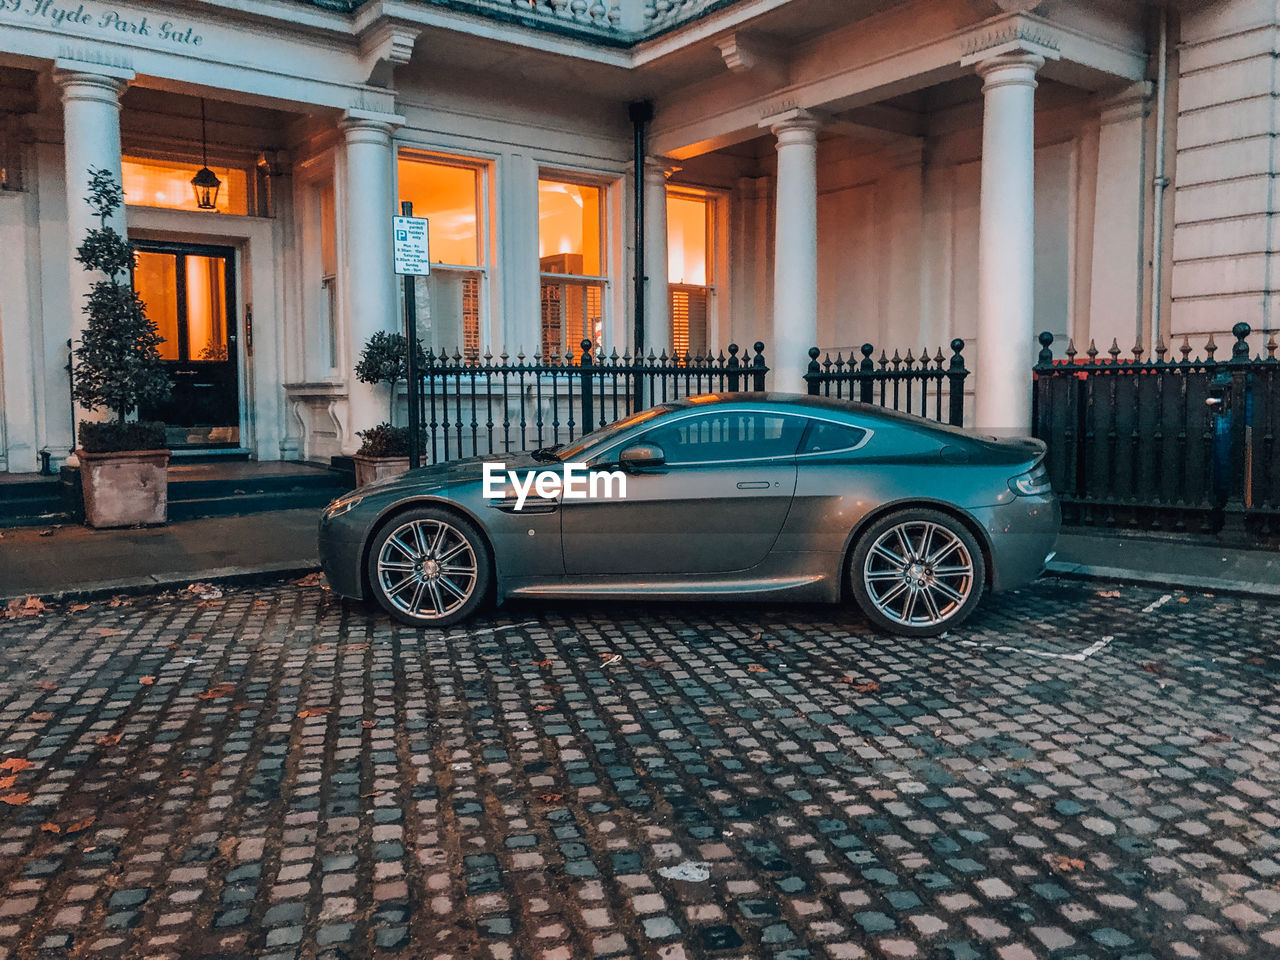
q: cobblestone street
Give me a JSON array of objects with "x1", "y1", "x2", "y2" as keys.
[{"x1": 0, "y1": 577, "x2": 1277, "y2": 960}]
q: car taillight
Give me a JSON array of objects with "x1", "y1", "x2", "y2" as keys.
[{"x1": 1009, "y1": 462, "x2": 1051, "y2": 497}]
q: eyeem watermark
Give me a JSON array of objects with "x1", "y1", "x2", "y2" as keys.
[{"x1": 483, "y1": 463, "x2": 627, "y2": 511}]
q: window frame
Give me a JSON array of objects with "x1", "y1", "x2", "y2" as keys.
[
  {"x1": 538, "y1": 172, "x2": 611, "y2": 358},
  {"x1": 121, "y1": 150, "x2": 257, "y2": 217},
  {"x1": 395, "y1": 149, "x2": 494, "y2": 358}
]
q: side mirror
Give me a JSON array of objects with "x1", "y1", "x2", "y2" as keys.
[{"x1": 618, "y1": 442, "x2": 665, "y2": 471}]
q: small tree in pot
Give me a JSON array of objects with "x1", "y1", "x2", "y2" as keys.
[
  {"x1": 71, "y1": 167, "x2": 173, "y2": 527},
  {"x1": 352, "y1": 331, "x2": 423, "y2": 486}
]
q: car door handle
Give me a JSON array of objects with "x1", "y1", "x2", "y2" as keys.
[{"x1": 736, "y1": 481, "x2": 770, "y2": 490}]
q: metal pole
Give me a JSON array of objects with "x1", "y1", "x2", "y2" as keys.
[
  {"x1": 401, "y1": 200, "x2": 421, "y2": 470},
  {"x1": 629, "y1": 101, "x2": 653, "y2": 409},
  {"x1": 1149, "y1": 4, "x2": 1170, "y2": 350}
]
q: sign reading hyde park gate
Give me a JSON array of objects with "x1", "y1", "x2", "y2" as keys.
[{"x1": 3, "y1": 0, "x2": 203, "y2": 47}]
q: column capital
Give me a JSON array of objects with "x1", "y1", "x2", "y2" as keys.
[
  {"x1": 643, "y1": 155, "x2": 682, "y2": 185},
  {"x1": 338, "y1": 109, "x2": 404, "y2": 144},
  {"x1": 53, "y1": 60, "x2": 133, "y2": 105},
  {"x1": 974, "y1": 52, "x2": 1045, "y2": 92},
  {"x1": 1098, "y1": 80, "x2": 1153, "y2": 125},
  {"x1": 760, "y1": 107, "x2": 823, "y2": 142}
]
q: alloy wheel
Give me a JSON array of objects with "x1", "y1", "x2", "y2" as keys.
[
  {"x1": 862, "y1": 519, "x2": 974, "y2": 628},
  {"x1": 375, "y1": 517, "x2": 479, "y2": 621}
]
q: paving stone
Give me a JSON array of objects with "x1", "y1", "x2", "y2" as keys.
[{"x1": 0, "y1": 579, "x2": 1275, "y2": 959}]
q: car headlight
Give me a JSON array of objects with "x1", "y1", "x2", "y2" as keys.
[
  {"x1": 1009, "y1": 463, "x2": 1052, "y2": 497},
  {"x1": 323, "y1": 493, "x2": 364, "y2": 520}
]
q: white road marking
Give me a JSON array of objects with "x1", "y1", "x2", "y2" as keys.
[
  {"x1": 956, "y1": 636, "x2": 1115, "y2": 662},
  {"x1": 466, "y1": 620, "x2": 540, "y2": 638},
  {"x1": 1142, "y1": 594, "x2": 1174, "y2": 613}
]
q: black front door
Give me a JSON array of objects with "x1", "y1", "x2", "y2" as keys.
[{"x1": 133, "y1": 242, "x2": 241, "y2": 448}]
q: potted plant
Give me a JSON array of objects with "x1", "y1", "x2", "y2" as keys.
[
  {"x1": 71, "y1": 168, "x2": 173, "y2": 528},
  {"x1": 352, "y1": 331, "x2": 422, "y2": 486}
]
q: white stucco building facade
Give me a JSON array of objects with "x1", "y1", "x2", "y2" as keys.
[{"x1": 0, "y1": 0, "x2": 1273, "y2": 471}]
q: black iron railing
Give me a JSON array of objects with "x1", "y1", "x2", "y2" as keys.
[
  {"x1": 1033, "y1": 323, "x2": 1280, "y2": 541},
  {"x1": 804, "y1": 340, "x2": 969, "y2": 426},
  {"x1": 418, "y1": 340, "x2": 768, "y2": 464}
]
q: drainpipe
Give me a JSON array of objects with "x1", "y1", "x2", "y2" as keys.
[
  {"x1": 629, "y1": 101, "x2": 653, "y2": 368},
  {"x1": 1150, "y1": 4, "x2": 1170, "y2": 349}
]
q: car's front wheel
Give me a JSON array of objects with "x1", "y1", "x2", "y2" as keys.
[
  {"x1": 850, "y1": 509, "x2": 985, "y2": 637},
  {"x1": 366, "y1": 507, "x2": 491, "y2": 628}
]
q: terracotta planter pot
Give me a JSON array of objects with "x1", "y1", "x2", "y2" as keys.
[
  {"x1": 77, "y1": 449, "x2": 170, "y2": 529},
  {"x1": 354, "y1": 455, "x2": 410, "y2": 487}
]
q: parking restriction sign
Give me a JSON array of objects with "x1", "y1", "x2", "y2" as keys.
[{"x1": 392, "y1": 215, "x2": 430, "y2": 276}]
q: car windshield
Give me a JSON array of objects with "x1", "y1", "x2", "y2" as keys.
[{"x1": 550, "y1": 405, "x2": 676, "y2": 462}]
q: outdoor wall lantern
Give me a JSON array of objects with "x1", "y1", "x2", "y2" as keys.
[{"x1": 190, "y1": 99, "x2": 221, "y2": 211}]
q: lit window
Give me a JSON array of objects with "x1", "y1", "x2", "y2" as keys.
[
  {"x1": 122, "y1": 156, "x2": 249, "y2": 215},
  {"x1": 667, "y1": 191, "x2": 713, "y2": 358},
  {"x1": 539, "y1": 178, "x2": 606, "y2": 359},
  {"x1": 398, "y1": 154, "x2": 488, "y2": 358}
]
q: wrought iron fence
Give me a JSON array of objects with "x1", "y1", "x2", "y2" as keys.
[
  {"x1": 1033, "y1": 324, "x2": 1280, "y2": 541},
  {"x1": 418, "y1": 340, "x2": 768, "y2": 464},
  {"x1": 803, "y1": 340, "x2": 969, "y2": 426}
]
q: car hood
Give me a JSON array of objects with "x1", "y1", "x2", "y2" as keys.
[{"x1": 360, "y1": 451, "x2": 544, "y2": 496}]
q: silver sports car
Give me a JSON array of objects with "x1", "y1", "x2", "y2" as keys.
[{"x1": 318, "y1": 394, "x2": 1059, "y2": 637}]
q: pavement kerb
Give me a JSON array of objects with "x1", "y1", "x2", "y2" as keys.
[
  {"x1": 0, "y1": 560, "x2": 321, "y2": 606},
  {"x1": 1045, "y1": 560, "x2": 1280, "y2": 601}
]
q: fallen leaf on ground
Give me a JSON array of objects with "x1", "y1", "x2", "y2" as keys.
[
  {"x1": 298, "y1": 707, "x2": 329, "y2": 718},
  {"x1": 65, "y1": 816, "x2": 95, "y2": 833},
  {"x1": 1178, "y1": 597, "x2": 1190, "y2": 603},
  {"x1": 534, "y1": 705, "x2": 554, "y2": 713},
  {"x1": 600, "y1": 653, "x2": 622, "y2": 666},
  {"x1": 1045, "y1": 853, "x2": 1086, "y2": 872},
  {"x1": 30, "y1": 712, "x2": 53, "y2": 722},
  {"x1": 184, "y1": 582, "x2": 223, "y2": 600},
  {"x1": 539, "y1": 793, "x2": 564, "y2": 803},
  {"x1": 38, "y1": 529, "x2": 54, "y2": 537},
  {"x1": 107, "y1": 596, "x2": 130, "y2": 607},
  {"x1": 197, "y1": 683, "x2": 236, "y2": 700},
  {"x1": 4, "y1": 596, "x2": 46, "y2": 620},
  {"x1": 0, "y1": 776, "x2": 16, "y2": 790},
  {"x1": 139, "y1": 676, "x2": 155, "y2": 686},
  {"x1": 93, "y1": 628, "x2": 120, "y2": 638},
  {"x1": 362, "y1": 720, "x2": 376, "y2": 729},
  {"x1": 1201, "y1": 732, "x2": 1232, "y2": 744},
  {"x1": 748, "y1": 664, "x2": 767, "y2": 673},
  {"x1": 849, "y1": 681, "x2": 880, "y2": 693},
  {"x1": 1096, "y1": 590, "x2": 1121, "y2": 598},
  {"x1": 35, "y1": 681, "x2": 57, "y2": 692},
  {"x1": 294, "y1": 572, "x2": 323, "y2": 587},
  {"x1": 95, "y1": 734, "x2": 122, "y2": 747},
  {"x1": 533, "y1": 659, "x2": 552, "y2": 668},
  {"x1": 40, "y1": 822, "x2": 61, "y2": 833},
  {"x1": 0, "y1": 758, "x2": 33, "y2": 773},
  {"x1": 0, "y1": 793, "x2": 31, "y2": 806},
  {"x1": 69, "y1": 604, "x2": 90, "y2": 612}
]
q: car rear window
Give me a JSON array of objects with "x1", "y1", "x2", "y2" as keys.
[{"x1": 800, "y1": 421, "x2": 868, "y2": 454}]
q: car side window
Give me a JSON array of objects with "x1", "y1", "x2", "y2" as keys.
[
  {"x1": 640, "y1": 412, "x2": 806, "y2": 465},
  {"x1": 800, "y1": 421, "x2": 868, "y2": 454}
]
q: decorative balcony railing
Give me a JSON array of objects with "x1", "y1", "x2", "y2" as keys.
[{"x1": 312, "y1": 0, "x2": 747, "y2": 41}]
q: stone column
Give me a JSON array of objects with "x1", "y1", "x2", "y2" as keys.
[
  {"x1": 54, "y1": 61, "x2": 132, "y2": 444},
  {"x1": 764, "y1": 109, "x2": 821, "y2": 394},
  {"x1": 643, "y1": 157, "x2": 679, "y2": 357},
  {"x1": 974, "y1": 53, "x2": 1043, "y2": 436},
  {"x1": 338, "y1": 109, "x2": 402, "y2": 452}
]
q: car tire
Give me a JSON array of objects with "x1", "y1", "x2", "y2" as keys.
[
  {"x1": 849, "y1": 508, "x2": 986, "y2": 637},
  {"x1": 366, "y1": 506, "x2": 491, "y2": 628}
]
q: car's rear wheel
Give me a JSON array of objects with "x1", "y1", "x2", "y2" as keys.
[
  {"x1": 366, "y1": 507, "x2": 490, "y2": 628},
  {"x1": 850, "y1": 509, "x2": 985, "y2": 637}
]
